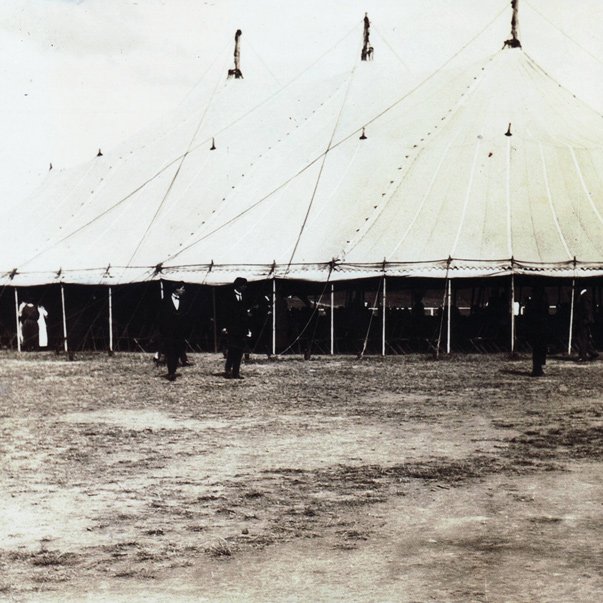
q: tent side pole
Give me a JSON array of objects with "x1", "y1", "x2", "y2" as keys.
[
  {"x1": 568, "y1": 278, "x2": 576, "y2": 355},
  {"x1": 108, "y1": 286, "x2": 114, "y2": 354},
  {"x1": 61, "y1": 284, "x2": 69, "y2": 354},
  {"x1": 212, "y1": 287, "x2": 218, "y2": 353},
  {"x1": 510, "y1": 273, "x2": 516, "y2": 354},
  {"x1": 446, "y1": 279, "x2": 452, "y2": 354},
  {"x1": 272, "y1": 278, "x2": 276, "y2": 356},
  {"x1": 381, "y1": 277, "x2": 386, "y2": 356},
  {"x1": 330, "y1": 283, "x2": 334, "y2": 355},
  {"x1": 14, "y1": 287, "x2": 21, "y2": 352}
]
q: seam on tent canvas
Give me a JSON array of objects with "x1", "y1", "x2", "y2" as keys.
[
  {"x1": 538, "y1": 142, "x2": 572, "y2": 260},
  {"x1": 285, "y1": 61, "x2": 359, "y2": 272},
  {"x1": 355, "y1": 55, "x2": 496, "y2": 261},
  {"x1": 450, "y1": 139, "x2": 482, "y2": 257},
  {"x1": 371, "y1": 24, "x2": 410, "y2": 72},
  {"x1": 159, "y1": 76, "x2": 353, "y2": 265},
  {"x1": 25, "y1": 22, "x2": 499, "y2": 275},
  {"x1": 21, "y1": 26, "x2": 363, "y2": 273},
  {"x1": 523, "y1": 52, "x2": 603, "y2": 121},
  {"x1": 124, "y1": 58, "x2": 229, "y2": 269},
  {"x1": 343, "y1": 2, "x2": 509, "y2": 138},
  {"x1": 161, "y1": 155, "x2": 326, "y2": 264},
  {"x1": 569, "y1": 146, "x2": 603, "y2": 227},
  {"x1": 125, "y1": 38, "x2": 232, "y2": 157},
  {"x1": 179, "y1": 76, "x2": 350, "y2": 252},
  {"x1": 245, "y1": 38, "x2": 283, "y2": 87},
  {"x1": 505, "y1": 136, "x2": 513, "y2": 259},
  {"x1": 174, "y1": 38, "x2": 233, "y2": 110},
  {"x1": 184, "y1": 23, "x2": 361, "y2": 158},
  {"x1": 15, "y1": 160, "x2": 179, "y2": 271},
  {"x1": 33, "y1": 162, "x2": 98, "y2": 247},
  {"x1": 305, "y1": 144, "x2": 361, "y2": 232},
  {"x1": 385, "y1": 141, "x2": 453, "y2": 260},
  {"x1": 524, "y1": 0, "x2": 603, "y2": 68}
]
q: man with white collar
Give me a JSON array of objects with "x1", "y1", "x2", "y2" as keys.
[
  {"x1": 224, "y1": 277, "x2": 251, "y2": 379},
  {"x1": 160, "y1": 282, "x2": 188, "y2": 381}
]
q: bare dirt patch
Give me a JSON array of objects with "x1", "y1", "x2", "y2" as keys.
[{"x1": 0, "y1": 352, "x2": 602, "y2": 601}]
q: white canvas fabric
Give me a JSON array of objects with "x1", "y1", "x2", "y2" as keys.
[{"x1": 2, "y1": 24, "x2": 603, "y2": 286}]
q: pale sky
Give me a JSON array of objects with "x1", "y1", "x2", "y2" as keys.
[{"x1": 1, "y1": 0, "x2": 602, "y2": 205}]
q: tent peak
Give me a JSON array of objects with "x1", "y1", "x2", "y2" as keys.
[
  {"x1": 228, "y1": 29, "x2": 243, "y2": 79},
  {"x1": 361, "y1": 13, "x2": 374, "y2": 61},
  {"x1": 503, "y1": 0, "x2": 522, "y2": 49}
]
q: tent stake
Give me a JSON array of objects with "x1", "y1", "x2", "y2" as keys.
[
  {"x1": 568, "y1": 277, "x2": 576, "y2": 355},
  {"x1": 381, "y1": 276, "x2": 386, "y2": 356},
  {"x1": 14, "y1": 287, "x2": 21, "y2": 352},
  {"x1": 446, "y1": 279, "x2": 452, "y2": 354},
  {"x1": 108, "y1": 286, "x2": 114, "y2": 355},
  {"x1": 60, "y1": 284, "x2": 69, "y2": 355},
  {"x1": 272, "y1": 278, "x2": 277, "y2": 356},
  {"x1": 330, "y1": 283, "x2": 335, "y2": 355}
]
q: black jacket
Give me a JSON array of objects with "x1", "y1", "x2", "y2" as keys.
[
  {"x1": 159, "y1": 294, "x2": 188, "y2": 341},
  {"x1": 224, "y1": 289, "x2": 249, "y2": 339}
]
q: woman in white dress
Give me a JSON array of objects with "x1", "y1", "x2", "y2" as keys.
[{"x1": 38, "y1": 305, "x2": 49, "y2": 348}]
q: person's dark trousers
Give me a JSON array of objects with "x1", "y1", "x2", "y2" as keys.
[
  {"x1": 165, "y1": 340, "x2": 182, "y2": 378},
  {"x1": 574, "y1": 325, "x2": 597, "y2": 360},
  {"x1": 531, "y1": 341, "x2": 546, "y2": 375},
  {"x1": 225, "y1": 346, "x2": 244, "y2": 377}
]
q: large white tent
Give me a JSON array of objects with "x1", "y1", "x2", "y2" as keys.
[{"x1": 2, "y1": 0, "x2": 603, "y2": 287}]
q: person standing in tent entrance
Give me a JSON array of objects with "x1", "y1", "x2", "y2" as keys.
[
  {"x1": 159, "y1": 282, "x2": 188, "y2": 381},
  {"x1": 524, "y1": 285, "x2": 550, "y2": 377},
  {"x1": 574, "y1": 288, "x2": 599, "y2": 362},
  {"x1": 37, "y1": 304, "x2": 49, "y2": 349},
  {"x1": 18, "y1": 298, "x2": 40, "y2": 351},
  {"x1": 223, "y1": 277, "x2": 251, "y2": 379}
]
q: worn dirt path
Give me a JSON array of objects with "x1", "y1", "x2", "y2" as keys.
[{"x1": 0, "y1": 352, "x2": 602, "y2": 601}]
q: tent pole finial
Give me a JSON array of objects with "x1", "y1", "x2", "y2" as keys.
[
  {"x1": 503, "y1": 0, "x2": 522, "y2": 49},
  {"x1": 360, "y1": 127, "x2": 367, "y2": 140},
  {"x1": 228, "y1": 29, "x2": 244, "y2": 79},
  {"x1": 361, "y1": 13, "x2": 374, "y2": 61},
  {"x1": 505, "y1": 123, "x2": 512, "y2": 136}
]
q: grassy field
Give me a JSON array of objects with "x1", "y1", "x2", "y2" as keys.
[{"x1": 0, "y1": 351, "x2": 602, "y2": 602}]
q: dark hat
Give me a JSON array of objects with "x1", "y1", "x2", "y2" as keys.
[{"x1": 233, "y1": 277, "x2": 248, "y2": 288}]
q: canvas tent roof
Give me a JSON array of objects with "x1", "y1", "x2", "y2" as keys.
[{"x1": 2, "y1": 7, "x2": 603, "y2": 286}]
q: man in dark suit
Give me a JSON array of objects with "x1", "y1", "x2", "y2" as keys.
[
  {"x1": 524, "y1": 285, "x2": 550, "y2": 377},
  {"x1": 224, "y1": 277, "x2": 251, "y2": 379},
  {"x1": 574, "y1": 288, "x2": 599, "y2": 362},
  {"x1": 159, "y1": 282, "x2": 188, "y2": 381}
]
